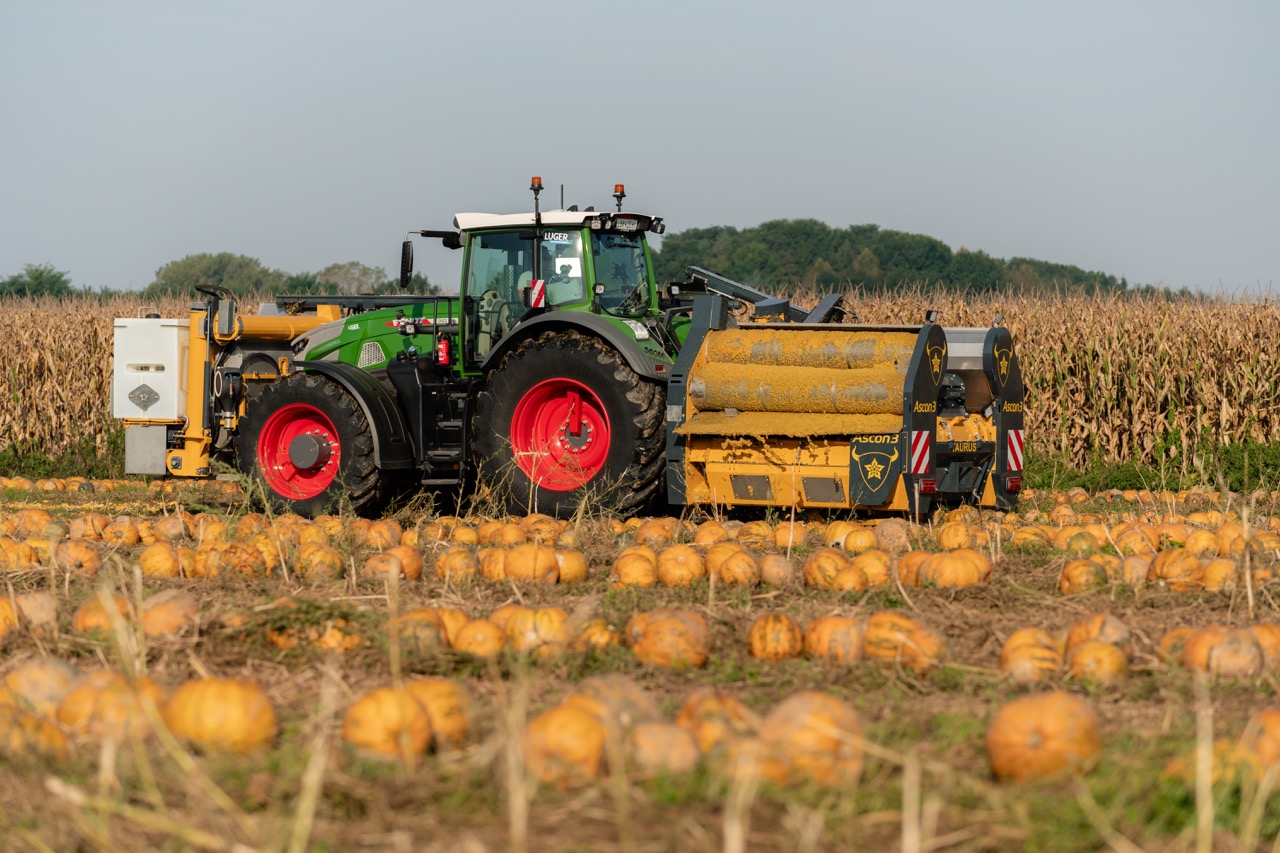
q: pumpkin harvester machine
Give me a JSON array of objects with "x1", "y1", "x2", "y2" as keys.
[
  {"x1": 664, "y1": 269, "x2": 1025, "y2": 516},
  {"x1": 113, "y1": 181, "x2": 1023, "y2": 519}
]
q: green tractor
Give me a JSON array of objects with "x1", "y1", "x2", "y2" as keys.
[{"x1": 113, "y1": 179, "x2": 1025, "y2": 518}]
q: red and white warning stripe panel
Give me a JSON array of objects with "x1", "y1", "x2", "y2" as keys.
[
  {"x1": 530, "y1": 279, "x2": 546, "y2": 308},
  {"x1": 1007, "y1": 429, "x2": 1024, "y2": 472},
  {"x1": 909, "y1": 430, "x2": 931, "y2": 475}
]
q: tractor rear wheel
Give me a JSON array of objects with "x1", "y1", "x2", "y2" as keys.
[
  {"x1": 236, "y1": 372, "x2": 386, "y2": 517},
  {"x1": 472, "y1": 331, "x2": 665, "y2": 518}
]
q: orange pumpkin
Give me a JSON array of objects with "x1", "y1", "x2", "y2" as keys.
[
  {"x1": 802, "y1": 615, "x2": 865, "y2": 664},
  {"x1": 504, "y1": 607, "x2": 570, "y2": 657},
  {"x1": 573, "y1": 618, "x2": 624, "y2": 653},
  {"x1": 296, "y1": 543, "x2": 346, "y2": 579},
  {"x1": 1162, "y1": 739, "x2": 1263, "y2": 787},
  {"x1": 403, "y1": 677, "x2": 470, "y2": 749},
  {"x1": 714, "y1": 549, "x2": 761, "y2": 586},
  {"x1": 1181, "y1": 626, "x2": 1264, "y2": 677},
  {"x1": 802, "y1": 548, "x2": 850, "y2": 589},
  {"x1": 613, "y1": 549, "x2": 658, "y2": 587},
  {"x1": 567, "y1": 674, "x2": 662, "y2": 731},
  {"x1": 191, "y1": 541, "x2": 268, "y2": 577},
  {"x1": 72, "y1": 593, "x2": 133, "y2": 635},
  {"x1": 914, "y1": 549, "x2": 990, "y2": 587},
  {"x1": 1249, "y1": 624, "x2": 1280, "y2": 671},
  {"x1": 53, "y1": 540, "x2": 102, "y2": 576},
  {"x1": 524, "y1": 701, "x2": 608, "y2": 786},
  {"x1": 849, "y1": 549, "x2": 891, "y2": 586},
  {"x1": 140, "y1": 589, "x2": 199, "y2": 637},
  {"x1": 359, "y1": 551, "x2": 402, "y2": 582},
  {"x1": 895, "y1": 551, "x2": 930, "y2": 586},
  {"x1": 693, "y1": 520, "x2": 730, "y2": 546},
  {"x1": 626, "y1": 609, "x2": 712, "y2": 669},
  {"x1": 627, "y1": 722, "x2": 700, "y2": 778},
  {"x1": 999, "y1": 628, "x2": 1062, "y2": 685},
  {"x1": 138, "y1": 542, "x2": 185, "y2": 578},
  {"x1": 748, "y1": 613, "x2": 804, "y2": 661},
  {"x1": 341, "y1": 686, "x2": 431, "y2": 760},
  {"x1": 1157, "y1": 626, "x2": 1196, "y2": 663},
  {"x1": 1147, "y1": 548, "x2": 1204, "y2": 591},
  {"x1": 1200, "y1": 558, "x2": 1238, "y2": 593},
  {"x1": 162, "y1": 677, "x2": 277, "y2": 753},
  {"x1": 432, "y1": 546, "x2": 479, "y2": 581},
  {"x1": 393, "y1": 610, "x2": 447, "y2": 651},
  {"x1": 57, "y1": 671, "x2": 169, "y2": 740},
  {"x1": 68, "y1": 513, "x2": 111, "y2": 541},
  {"x1": 553, "y1": 549, "x2": 588, "y2": 583},
  {"x1": 735, "y1": 520, "x2": 774, "y2": 547},
  {"x1": 863, "y1": 611, "x2": 949, "y2": 675},
  {"x1": 772, "y1": 521, "x2": 807, "y2": 549},
  {"x1": 1064, "y1": 613, "x2": 1132, "y2": 660},
  {"x1": 822, "y1": 520, "x2": 858, "y2": 548},
  {"x1": 675, "y1": 687, "x2": 761, "y2": 753},
  {"x1": 1059, "y1": 558, "x2": 1107, "y2": 595},
  {"x1": 656, "y1": 544, "x2": 706, "y2": 587},
  {"x1": 0, "y1": 706, "x2": 70, "y2": 759},
  {"x1": 1, "y1": 658, "x2": 79, "y2": 717},
  {"x1": 504, "y1": 543, "x2": 560, "y2": 584},
  {"x1": 936, "y1": 521, "x2": 973, "y2": 550},
  {"x1": 759, "y1": 691, "x2": 865, "y2": 786},
  {"x1": 1245, "y1": 708, "x2": 1280, "y2": 766},
  {"x1": 985, "y1": 691, "x2": 1101, "y2": 781},
  {"x1": 451, "y1": 619, "x2": 506, "y2": 657},
  {"x1": 837, "y1": 526, "x2": 878, "y2": 555},
  {"x1": 759, "y1": 553, "x2": 798, "y2": 587},
  {"x1": 1066, "y1": 640, "x2": 1129, "y2": 686}
]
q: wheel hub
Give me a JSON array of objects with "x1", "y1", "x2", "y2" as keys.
[
  {"x1": 257, "y1": 402, "x2": 342, "y2": 500},
  {"x1": 560, "y1": 419, "x2": 593, "y2": 452},
  {"x1": 288, "y1": 432, "x2": 332, "y2": 470}
]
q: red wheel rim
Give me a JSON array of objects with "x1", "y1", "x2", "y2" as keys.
[
  {"x1": 257, "y1": 403, "x2": 341, "y2": 500},
  {"x1": 510, "y1": 378, "x2": 610, "y2": 491}
]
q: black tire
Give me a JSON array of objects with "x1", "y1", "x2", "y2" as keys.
[
  {"x1": 472, "y1": 331, "x2": 665, "y2": 518},
  {"x1": 236, "y1": 372, "x2": 387, "y2": 518}
]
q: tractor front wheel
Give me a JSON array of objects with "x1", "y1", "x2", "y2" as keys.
[
  {"x1": 472, "y1": 331, "x2": 665, "y2": 518},
  {"x1": 236, "y1": 372, "x2": 386, "y2": 517}
]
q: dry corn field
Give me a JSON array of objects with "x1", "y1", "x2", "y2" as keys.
[{"x1": 4, "y1": 291, "x2": 1280, "y2": 474}]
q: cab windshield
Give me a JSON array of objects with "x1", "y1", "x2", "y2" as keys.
[{"x1": 591, "y1": 231, "x2": 651, "y2": 316}]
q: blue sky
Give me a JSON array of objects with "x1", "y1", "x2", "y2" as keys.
[{"x1": 3, "y1": 1, "x2": 1277, "y2": 294}]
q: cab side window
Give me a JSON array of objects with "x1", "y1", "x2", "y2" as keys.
[{"x1": 467, "y1": 231, "x2": 532, "y2": 362}]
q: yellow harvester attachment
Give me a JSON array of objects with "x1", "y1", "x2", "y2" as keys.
[{"x1": 664, "y1": 290, "x2": 1023, "y2": 516}]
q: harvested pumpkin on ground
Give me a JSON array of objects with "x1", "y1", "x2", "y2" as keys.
[{"x1": 985, "y1": 690, "x2": 1102, "y2": 782}]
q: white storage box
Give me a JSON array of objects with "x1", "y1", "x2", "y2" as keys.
[{"x1": 112, "y1": 318, "x2": 187, "y2": 420}]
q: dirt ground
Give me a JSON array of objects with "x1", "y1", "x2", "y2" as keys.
[{"x1": 1, "y1": 483, "x2": 1278, "y2": 852}]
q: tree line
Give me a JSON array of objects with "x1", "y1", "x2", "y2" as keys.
[
  {"x1": 6, "y1": 220, "x2": 1200, "y2": 298},
  {"x1": 0, "y1": 256, "x2": 438, "y2": 300},
  {"x1": 651, "y1": 219, "x2": 1129, "y2": 294}
]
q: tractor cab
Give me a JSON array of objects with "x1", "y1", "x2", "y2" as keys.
[{"x1": 402, "y1": 178, "x2": 668, "y2": 368}]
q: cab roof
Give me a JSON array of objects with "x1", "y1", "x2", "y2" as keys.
[{"x1": 452, "y1": 209, "x2": 655, "y2": 232}]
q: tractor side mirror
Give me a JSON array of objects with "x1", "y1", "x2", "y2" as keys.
[{"x1": 399, "y1": 240, "x2": 414, "y2": 289}]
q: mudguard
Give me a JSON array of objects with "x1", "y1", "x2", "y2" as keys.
[{"x1": 482, "y1": 310, "x2": 669, "y2": 381}]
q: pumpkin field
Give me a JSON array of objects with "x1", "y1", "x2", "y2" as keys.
[{"x1": 2, "y1": 473, "x2": 1280, "y2": 852}]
